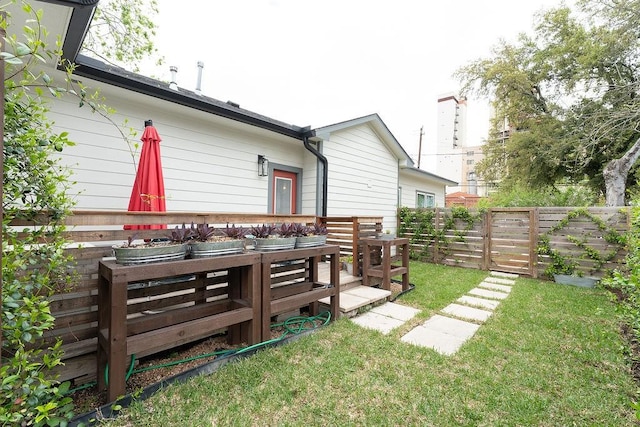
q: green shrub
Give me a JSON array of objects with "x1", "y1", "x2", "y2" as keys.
[
  {"x1": 478, "y1": 183, "x2": 599, "y2": 207},
  {"x1": 1, "y1": 4, "x2": 76, "y2": 425}
]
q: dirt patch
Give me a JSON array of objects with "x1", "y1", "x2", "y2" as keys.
[
  {"x1": 70, "y1": 318, "x2": 323, "y2": 416},
  {"x1": 70, "y1": 333, "x2": 237, "y2": 415}
]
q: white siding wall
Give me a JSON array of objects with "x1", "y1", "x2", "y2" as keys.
[
  {"x1": 48, "y1": 75, "x2": 304, "y2": 212},
  {"x1": 322, "y1": 124, "x2": 398, "y2": 232},
  {"x1": 399, "y1": 172, "x2": 446, "y2": 208},
  {"x1": 300, "y1": 147, "x2": 319, "y2": 215}
]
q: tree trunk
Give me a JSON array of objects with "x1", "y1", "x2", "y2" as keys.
[{"x1": 603, "y1": 135, "x2": 640, "y2": 206}]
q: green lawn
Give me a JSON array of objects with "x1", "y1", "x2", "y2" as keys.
[{"x1": 100, "y1": 263, "x2": 637, "y2": 426}]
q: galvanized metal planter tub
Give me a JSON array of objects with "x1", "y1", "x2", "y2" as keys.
[
  {"x1": 295, "y1": 235, "x2": 327, "y2": 248},
  {"x1": 253, "y1": 237, "x2": 297, "y2": 251},
  {"x1": 378, "y1": 233, "x2": 396, "y2": 240},
  {"x1": 190, "y1": 240, "x2": 245, "y2": 258},
  {"x1": 113, "y1": 243, "x2": 188, "y2": 265},
  {"x1": 552, "y1": 274, "x2": 598, "y2": 288}
]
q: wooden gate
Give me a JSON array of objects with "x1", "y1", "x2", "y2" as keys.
[{"x1": 486, "y1": 208, "x2": 537, "y2": 276}]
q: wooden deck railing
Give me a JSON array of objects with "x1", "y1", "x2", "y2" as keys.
[{"x1": 319, "y1": 216, "x2": 383, "y2": 275}]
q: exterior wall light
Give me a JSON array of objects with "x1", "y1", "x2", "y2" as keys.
[{"x1": 258, "y1": 155, "x2": 269, "y2": 177}]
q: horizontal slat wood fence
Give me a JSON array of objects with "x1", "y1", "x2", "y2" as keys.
[
  {"x1": 8, "y1": 210, "x2": 381, "y2": 385},
  {"x1": 319, "y1": 216, "x2": 383, "y2": 275},
  {"x1": 398, "y1": 207, "x2": 630, "y2": 278}
]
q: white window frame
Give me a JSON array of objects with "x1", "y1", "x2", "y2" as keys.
[{"x1": 416, "y1": 191, "x2": 435, "y2": 208}]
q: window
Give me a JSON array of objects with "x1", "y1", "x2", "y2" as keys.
[
  {"x1": 467, "y1": 159, "x2": 474, "y2": 165},
  {"x1": 416, "y1": 191, "x2": 435, "y2": 208},
  {"x1": 274, "y1": 176, "x2": 293, "y2": 214}
]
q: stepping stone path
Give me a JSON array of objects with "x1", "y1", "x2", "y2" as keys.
[{"x1": 349, "y1": 271, "x2": 518, "y2": 356}]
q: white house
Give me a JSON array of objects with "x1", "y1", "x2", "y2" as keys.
[{"x1": 7, "y1": 0, "x2": 456, "y2": 233}]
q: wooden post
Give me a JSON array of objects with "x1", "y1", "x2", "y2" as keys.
[
  {"x1": 433, "y1": 208, "x2": 440, "y2": 264},
  {"x1": 482, "y1": 209, "x2": 490, "y2": 271},
  {"x1": 352, "y1": 217, "x2": 359, "y2": 275},
  {"x1": 530, "y1": 208, "x2": 539, "y2": 278}
]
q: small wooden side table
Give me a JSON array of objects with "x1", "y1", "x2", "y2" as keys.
[{"x1": 361, "y1": 237, "x2": 410, "y2": 291}]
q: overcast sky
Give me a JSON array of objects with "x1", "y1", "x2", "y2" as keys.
[{"x1": 143, "y1": 0, "x2": 566, "y2": 165}]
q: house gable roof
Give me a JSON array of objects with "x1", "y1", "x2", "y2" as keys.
[
  {"x1": 313, "y1": 113, "x2": 414, "y2": 167},
  {"x1": 400, "y1": 165, "x2": 458, "y2": 186},
  {"x1": 74, "y1": 54, "x2": 310, "y2": 140}
]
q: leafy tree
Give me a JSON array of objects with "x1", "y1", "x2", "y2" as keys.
[
  {"x1": 1, "y1": 0, "x2": 147, "y2": 423},
  {"x1": 456, "y1": 0, "x2": 640, "y2": 206},
  {"x1": 81, "y1": 0, "x2": 164, "y2": 72},
  {"x1": 1, "y1": 3, "x2": 78, "y2": 424},
  {"x1": 477, "y1": 182, "x2": 599, "y2": 208}
]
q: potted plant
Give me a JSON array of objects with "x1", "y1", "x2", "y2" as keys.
[
  {"x1": 378, "y1": 229, "x2": 395, "y2": 240},
  {"x1": 295, "y1": 222, "x2": 328, "y2": 248},
  {"x1": 537, "y1": 238, "x2": 598, "y2": 288},
  {"x1": 189, "y1": 223, "x2": 247, "y2": 258},
  {"x1": 340, "y1": 255, "x2": 354, "y2": 275},
  {"x1": 251, "y1": 223, "x2": 297, "y2": 251},
  {"x1": 113, "y1": 224, "x2": 192, "y2": 265}
]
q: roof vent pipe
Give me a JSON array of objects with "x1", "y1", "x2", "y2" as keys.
[
  {"x1": 195, "y1": 61, "x2": 204, "y2": 95},
  {"x1": 169, "y1": 66, "x2": 178, "y2": 90}
]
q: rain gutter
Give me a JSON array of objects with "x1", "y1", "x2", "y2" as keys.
[
  {"x1": 45, "y1": 0, "x2": 99, "y2": 63},
  {"x1": 72, "y1": 55, "x2": 307, "y2": 140},
  {"x1": 48, "y1": 0, "x2": 308, "y2": 141}
]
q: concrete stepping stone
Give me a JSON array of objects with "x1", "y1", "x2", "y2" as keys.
[
  {"x1": 468, "y1": 287, "x2": 509, "y2": 300},
  {"x1": 441, "y1": 303, "x2": 493, "y2": 322},
  {"x1": 370, "y1": 302, "x2": 420, "y2": 322},
  {"x1": 490, "y1": 271, "x2": 519, "y2": 279},
  {"x1": 401, "y1": 315, "x2": 480, "y2": 355},
  {"x1": 483, "y1": 276, "x2": 516, "y2": 285},
  {"x1": 478, "y1": 282, "x2": 512, "y2": 293},
  {"x1": 320, "y1": 286, "x2": 391, "y2": 313},
  {"x1": 345, "y1": 286, "x2": 392, "y2": 300},
  {"x1": 351, "y1": 311, "x2": 405, "y2": 335},
  {"x1": 456, "y1": 295, "x2": 500, "y2": 310},
  {"x1": 421, "y1": 314, "x2": 481, "y2": 337}
]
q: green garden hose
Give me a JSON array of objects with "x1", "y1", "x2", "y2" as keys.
[{"x1": 68, "y1": 311, "x2": 331, "y2": 395}]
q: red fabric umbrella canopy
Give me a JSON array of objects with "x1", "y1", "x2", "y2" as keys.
[{"x1": 124, "y1": 120, "x2": 166, "y2": 230}]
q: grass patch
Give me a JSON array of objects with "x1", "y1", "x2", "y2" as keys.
[{"x1": 99, "y1": 264, "x2": 637, "y2": 426}]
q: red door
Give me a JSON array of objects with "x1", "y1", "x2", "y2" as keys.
[{"x1": 272, "y1": 170, "x2": 297, "y2": 214}]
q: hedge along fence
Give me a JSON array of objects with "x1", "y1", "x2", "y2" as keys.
[{"x1": 398, "y1": 206, "x2": 630, "y2": 278}]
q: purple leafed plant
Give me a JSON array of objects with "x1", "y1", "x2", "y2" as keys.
[
  {"x1": 251, "y1": 224, "x2": 275, "y2": 239},
  {"x1": 193, "y1": 223, "x2": 216, "y2": 242},
  {"x1": 275, "y1": 222, "x2": 297, "y2": 238},
  {"x1": 223, "y1": 223, "x2": 247, "y2": 240},
  {"x1": 168, "y1": 223, "x2": 194, "y2": 243},
  {"x1": 292, "y1": 223, "x2": 308, "y2": 237},
  {"x1": 310, "y1": 223, "x2": 328, "y2": 235}
]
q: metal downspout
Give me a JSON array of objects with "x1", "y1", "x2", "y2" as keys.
[{"x1": 303, "y1": 134, "x2": 328, "y2": 217}]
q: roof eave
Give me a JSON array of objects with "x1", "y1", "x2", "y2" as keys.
[
  {"x1": 50, "y1": 0, "x2": 308, "y2": 141},
  {"x1": 60, "y1": 5, "x2": 96, "y2": 62},
  {"x1": 400, "y1": 165, "x2": 458, "y2": 186},
  {"x1": 73, "y1": 56, "x2": 306, "y2": 140}
]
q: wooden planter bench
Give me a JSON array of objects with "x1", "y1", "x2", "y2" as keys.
[
  {"x1": 260, "y1": 245, "x2": 340, "y2": 341},
  {"x1": 97, "y1": 252, "x2": 261, "y2": 402}
]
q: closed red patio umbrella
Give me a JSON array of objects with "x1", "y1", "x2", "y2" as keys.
[{"x1": 124, "y1": 119, "x2": 166, "y2": 230}]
